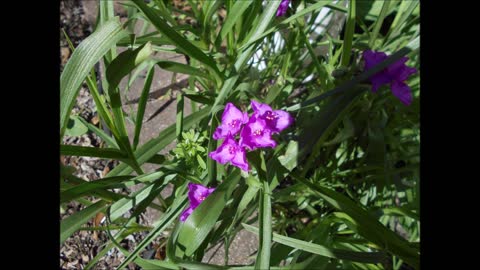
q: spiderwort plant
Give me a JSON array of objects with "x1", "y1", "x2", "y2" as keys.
[
  {"x1": 59, "y1": 1, "x2": 420, "y2": 268},
  {"x1": 180, "y1": 183, "x2": 216, "y2": 222},
  {"x1": 363, "y1": 50, "x2": 418, "y2": 106},
  {"x1": 209, "y1": 101, "x2": 293, "y2": 171}
]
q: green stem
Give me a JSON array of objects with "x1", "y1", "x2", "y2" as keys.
[{"x1": 341, "y1": 0, "x2": 356, "y2": 67}]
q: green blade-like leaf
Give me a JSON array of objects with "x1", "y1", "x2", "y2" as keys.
[
  {"x1": 292, "y1": 174, "x2": 419, "y2": 268},
  {"x1": 116, "y1": 193, "x2": 188, "y2": 269},
  {"x1": 243, "y1": 224, "x2": 386, "y2": 264},
  {"x1": 108, "y1": 180, "x2": 165, "y2": 222},
  {"x1": 61, "y1": 29, "x2": 116, "y2": 136},
  {"x1": 218, "y1": 0, "x2": 252, "y2": 41},
  {"x1": 77, "y1": 117, "x2": 119, "y2": 148},
  {"x1": 239, "y1": 1, "x2": 334, "y2": 51},
  {"x1": 61, "y1": 166, "x2": 125, "y2": 202},
  {"x1": 255, "y1": 180, "x2": 272, "y2": 270},
  {"x1": 184, "y1": 93, "x2": 214, "y2": 105},
  {"x1": 177, "y1": 172, "x2": 241, "y2": 256},
  {"x1": 60, "y1": 18, "x2": 128, "y2": 138},
  {"x1": 61, "y1": 176, "x2": 132, "y2": 203},
  {"x1": 130, "y1": 0, "x2": 221, "y2": 82},
  {"x1": 340, "y1": 0, "x2": 356, "y2": 67},
  {"x1": 369, "y1": 0, "x2": 390, "y2": 48},
  {"x1": 151, "y1": 0, "x2": 178, "y2": 26},
  {"x1": 206, "y1": 106, "x2": 222, "y2": 184},
  {"x1": 61, "y1": 171, "x2": 167, "y2": 204},
  {"x1": 65, "y1": 115, "x2": 88, "y2": 137},
  {"x1": 156, "y1": 60, "x2": 210, "y2": 79},
  {"x1": 98, "y1": 0, "x2": 116, "y2": 62},
  {"x1": 212, "y1": 0, "x2": 280, "y2": 111},
  {"x1": 388, "y1": 0, "x2": 419, "y2": 39},
  {"x1": 60, "y1": 145, "x2": 128, "y2": 161},
  {"x1": 133, "y1": 65, "x2": 155, "y2": 150},
  {"x1": 106, "y1": 42, "x2": 153, "y2": 90},
  {"x1": 60, "y1": 200, "x2": 107, "y2": 244},
  {"x1": 176, "y1": 93, "x2": 184, "y2": 141},
  {"x1": 106, "y1": 42, "x2": 154, "y2": 174}
]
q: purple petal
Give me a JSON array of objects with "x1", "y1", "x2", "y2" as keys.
[
  {"x1": 270, "y1": 110, "x2": 294, "y2": 133},
  {"x1": 388, "y1": 58, "x2": 417, "y2": 81},
  {"x1": 240, "y1": 115, "x2": 276, "y2": 150},
  {"x1": 222, "y1": 103, "x2": 248, "y2": 125},
  {"x1": 362, "y1": 50, "x2": 417, "y2": 105},
  {"x1": 213, "y1": 103, "x2": 248, "y2": 140},
  {"x1": 276, "y1": 0, "x2": 290, "y2": 17},
  {"x1": 251, "y1": 101, "x2": 294, "y2": 134},
  {"x1": 208, "y1": 135, "x2": 238, "y2": 164},
  {"x1": 391, "y1": 81, "x2": 413, "y2": 106},
  {"x1": 363, "y1": 50, "x2": 391, "y2": 92},
  {"x1": 181, "y1": 183, "x2": 216, "y2": 222},
  {"x1": 180, "y1": 206, "x2": 193, "y2": 222},
  {"x1": 209, "y1": 133, "x2": 250, "y2": 171},
  {"x1": 387, "y1": 57, "x2": 408, "y2": 74},
  {"x1": 231, "y1": 147, "x2": 250, "y2": 171},
  {"x1": 251, "y1": 100, "x2": 273, "y2": 115},
  {"x1": 370, "y1": 73, "x2": 391, "y2": 93},
  {"x1": 187, "y1": 183, "x2": 214, "y2": 208},
  {"x1": 363, "y1": 50, "x2": 388, "y2": 70}
]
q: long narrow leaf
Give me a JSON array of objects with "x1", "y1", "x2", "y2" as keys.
[
  {"x1": 116, "y1": 194, "x2": 188, "y2": 269},
  {"x1": 60, "y1": 200, "x2": 107, "y2": 244},
  {"x1": 133, "y1": 65, "x2": 155, "y2": 150},
  {"x1": 218, "y1": 1, "x2": 252, "y2": 42},
  {"x1": 130, "y1": 0, "x2": 222, "y2": 83},
  {"x1": 60, "y1": 18, "x2": 128, "y2": 138},
  {"x1": 340, "y1": 0, "x2": 355, "y2": 67},
  {"x1": 60, "y1": 145, "x2": 128, "y2": 160},
  {"x1": 292, "y1": 174, "x2": 419, "y2": 268},
  {"x1": 255, "y1": 180, "x2": 272, "y2": 270},
  {"x1": 243, "y1": 224, "x2": 386, "y2": 264}
]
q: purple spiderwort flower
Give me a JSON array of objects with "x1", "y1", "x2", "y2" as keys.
[
  {"x1": 363, "y1": 50, "x2": 417, "y2": 106},
  {"x1": 209, "y1": 133, "x2": 250, "y2": 171},
  {"x1": 240, "y1": 114, "x2": 277, "y2": 150},
  {"x1": 276, "y1": 0, "x2": 290, "y2": 17},
  {"x1": 180, "y1": 183, "x2": 215, "y2": 222},
  {"x1": 213, "y1": 103, "x2": 249, "y2": 140},
  {"x1": 251, "y1": 100, "x2": 294, "y2": 134}
]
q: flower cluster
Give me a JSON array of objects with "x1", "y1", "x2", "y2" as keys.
[
  {"x1": 180, "y1": 183, "x2": 215, "y2": 222},
  {"x1": 363, "y1": 50, "x2": 417, "y2": 106},
  {"x1": 276, "y1": 0, "x2": 291, "y2": 17},
  {"x1": 209, "y1": 101, "x2": 294, "y2": 172}
]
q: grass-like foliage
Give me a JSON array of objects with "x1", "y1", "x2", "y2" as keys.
[{"x1": 60, "y1": 1, "x2": 420, "y2": 269}]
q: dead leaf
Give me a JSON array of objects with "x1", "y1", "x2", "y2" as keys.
[
  {"x1": 92, "y1": 212, "x2": 105, "y2": 241},
  {"x1": 102, "y1": 164, "x2": 110, "y2": 177},
  {"x1": 155, "y1": 245, "x2": 166, "y2": 260},
  {"x1": 61, "y1": 47, "x2": 70, "y2": 65},
  {"x1": 91, "y1": 115, "x2": 99, "y2": 125}
]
